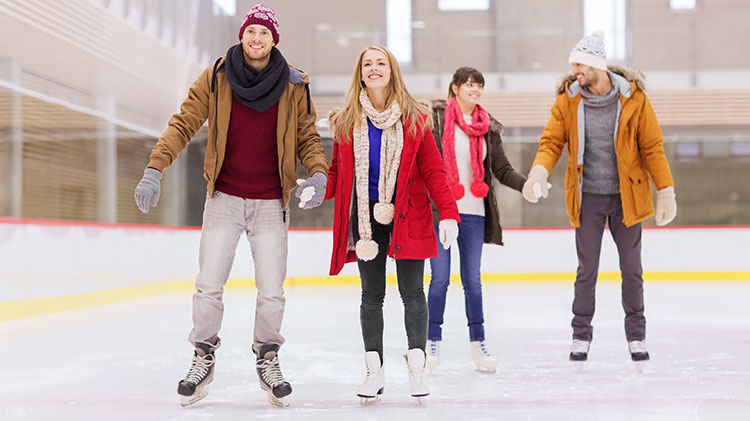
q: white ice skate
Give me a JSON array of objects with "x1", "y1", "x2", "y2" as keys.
[
  {"x1": 426, "y1": 340, "x2": 440, "y2": 373},
  {"x1": 569, "y1": 339, "x2": 590, "y2": 372},
  {"x1": 357, "y1": 351, "x2": 384, "y2": 405},
  {"x1": 470, "y1": 341, "x2": 497, "y2": 373},
  {"x1": 177, "y1": 348, "x2": 215, "y2": 407},
  {"x1": 405, "y1": 348, "x2": 429, "y2": 404},
  {"x1": 628, "y1": 340, "x2": 650, "y2": 373}
]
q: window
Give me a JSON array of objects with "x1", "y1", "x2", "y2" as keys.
[
  {"x1": 213, "y1": 0, "x2": 235, "y2": 16},
  {"x1": 670, "y1": 0, "x2": 696, "y2": 9},
  {"x1": 584, "y1": 0, "x2": 626, "y2": 60},
  {"x1": 387, "y1": 0, "x2": 412, "y2": 64},
  {"x1": 438, "y1": 0, "x2": 489, "y2": 11}
]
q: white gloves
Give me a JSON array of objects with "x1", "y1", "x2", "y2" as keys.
[
  {"x1": 522, "y1": 165, "x2": 552, "y2": 203},
  {"x1": 295, "y1": 172, "x2": 327, "y2": 209},
  {"x1": 134, "y1": 168, "x2": 162, "y2": 213},
  {"x1": 655, "y1": 186, "x2": 677, "y2": 226},
  {"x1": 438, "y1": 219, "x2": 458, "y2": 250}
]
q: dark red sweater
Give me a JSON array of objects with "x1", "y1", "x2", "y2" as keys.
[{"x1": 215, "y1": 95, "x2": 281, "y2": 199}]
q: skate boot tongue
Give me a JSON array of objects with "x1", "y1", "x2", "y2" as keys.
[{"x1": 262, "y1": 350, "x2": 277, "y2": 360}]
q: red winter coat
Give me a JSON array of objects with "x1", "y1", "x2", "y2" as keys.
[{"x1": 324, "y1": 117, "x2": 460, "y2": 276}]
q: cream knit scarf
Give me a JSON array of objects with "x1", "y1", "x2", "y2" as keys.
[{"x1": 353, "y1": 92, "x2": 404, "y2": 261}]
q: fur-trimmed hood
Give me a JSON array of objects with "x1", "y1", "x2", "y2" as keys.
[
  {"x1": 428, "y1": 99, "x2": 504, "y2": 135},
  {"x1": 556, "y1": 64, "x2": 646, "y2": 96}
]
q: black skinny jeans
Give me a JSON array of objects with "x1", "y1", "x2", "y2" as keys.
[{"x1": 352, "y1": 200, "x2": 428, "y2": 360}]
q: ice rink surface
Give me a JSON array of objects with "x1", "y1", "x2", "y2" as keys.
[{"x1": 3, "y1": 281, "x2": 750, "y2": 420}]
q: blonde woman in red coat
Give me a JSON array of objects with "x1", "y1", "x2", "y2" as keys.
[{"x1": 324, "y1": 45, "x2": 459, "y2": 402}]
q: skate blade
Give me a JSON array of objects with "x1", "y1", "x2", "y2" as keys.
[
  {"x1": 267, "y1": 392, "x2": 290, "y2": 408},
  {"x1": 634, "y1": 360, "x2": 647, "y2": 373},
  {"x1": 573, "y1": 361, "x2": 585, "y2": 373},
  {"x1": 179, "y1": 384, "x2": 209, "y2": 407}
]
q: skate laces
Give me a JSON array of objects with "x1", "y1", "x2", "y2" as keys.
[
  {"x1": 257, "y1": 356, "x2": 286, "y2": 387},
  {"x1": 427, "y1": 340, "x2": 440, "y2": 356},
  {"x1": 571, "y1": 339, "x2": 590, "y2": 354},
  {"x1": 476, "y1": 341, "x2": 492, "y2": 357},
  {"x1": 629, "y1": 340, "x2": 647, "y2": 353},
  {"x1": 185, "y1": 353, "x2": 214, "y2": 384}
]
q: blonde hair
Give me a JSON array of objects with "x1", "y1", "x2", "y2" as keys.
[{"x1": 330, "y1": 44, "x2": 431, "y2": 142}]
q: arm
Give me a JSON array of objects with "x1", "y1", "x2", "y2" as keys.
[
  {"x1": 147, "y1": 66, "x2": 212, "y2": 172},
  {"x1": 488, "y1": 127, "x2": 526, "y2": 192},
  {"x1": 323, "y1": 140, "x2": 339, "y2": 201},
  {"x1": 636, "y1": 94, "x2": 674, "y2": 190},
  {"x1": 417, "y1": 126, "x2": 460, "y2": 222},
  {"x1": 296, "y1": 86, "x2": 329, "y2": 177},
  {"x1": 532, "y1": 96, "x2": 568, "y2": 173}
]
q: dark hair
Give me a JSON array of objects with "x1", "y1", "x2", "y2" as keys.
[{"x1": 448, "y1": 67, "x2": 485, "y2": 98}]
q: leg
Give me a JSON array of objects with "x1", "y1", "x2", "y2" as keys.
[
  {"x1": 608, "y1": 196, "x2": 646, "y2": 342},
  {"x1": 397, "y1": 258, "x2": 428, "y2": 352},
  {"x1": 456, "y1": 214, "x2": 486, "y2": 342},
  {"x1": 353, "y1": 201, "x2": 389, "y2": 360},
  {"x1": 247, "y1": 199, "x2": 289, "y2": 356},
  {"x1": 572, "y1": 193, "x2": 608, "y2": 342},
  {"x1": 188, "y1": 192, "x2": 244, "y2": 351},
  {"x1": 427, "y1": 224, "x2": 451, "y2": 340}
]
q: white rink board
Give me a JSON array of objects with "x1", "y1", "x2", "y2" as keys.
[{"x1": 1, "y1": 219, "x2": 749, "y2": 301}]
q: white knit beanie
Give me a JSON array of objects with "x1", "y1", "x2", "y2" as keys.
[{"x1": 569, "y1": 30, "x2": 607, "y2": 70}]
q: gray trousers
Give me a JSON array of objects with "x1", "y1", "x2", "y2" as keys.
[
  {"x1": 188, "y1": 191, "x2": 289, "y2": 356},
  {"x1": 572, "y1": 192, "x2": 645, "y2": 342}
]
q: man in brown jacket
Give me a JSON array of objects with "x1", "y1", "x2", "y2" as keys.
[
  {"x1": 522, "y1": 30, "x2": 676, "y2": 369},
  {"x1": 134, "y1": 4, "x2": 328, "y2": 407}
]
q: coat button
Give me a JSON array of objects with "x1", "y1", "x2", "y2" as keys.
[{"x1": 395, "y1": 246, "x2": 401, "y2": 252}]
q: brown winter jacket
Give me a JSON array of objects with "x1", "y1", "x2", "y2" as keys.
[
  {"x1": 147, "y1": 56, "x2": 329, "y2": 207},
  {"x1": 429, "y1": 100, "x2": 527, "y2": 245},
  {"x1": 532, "y1": 65, "x2": 674, "y2": 227}
]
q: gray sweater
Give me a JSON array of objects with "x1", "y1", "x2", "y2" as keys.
[{"x1": 580, "y1": 71, "x2": 620, "y2": 195}]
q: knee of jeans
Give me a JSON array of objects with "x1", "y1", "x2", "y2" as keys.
[
  {"x1": 400, "y1": 287, "x2": 426, "y2": 304},
  {"x1": 461, "y1": 280, "x2": 482, "y2": 295},
  {"x1": 195, "y1": 285, "x2": 224, "y2": 301},
  {"x1": 361, "y1": 291, "x2": 385, "y2": 307}
]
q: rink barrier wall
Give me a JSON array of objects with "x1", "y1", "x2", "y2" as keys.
[{"x1": 1, "y1": 218, "x2": 749, "y2": 321}]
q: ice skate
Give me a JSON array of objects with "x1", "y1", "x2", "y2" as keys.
[
  {"x1": 628, "y1": 340, "x2": 650, "y2": 373},
  {"x1": 426, "y1": 339, "x2": 440, "y2": 373},
  {"x1": 569, "y1": 339, "x2": 590, "y2": 372},
  {"x1": 470, "y1": 340, "x2": 497, "y2": 373},
  {"x1": 177, "y1": 344, "x2": 215, "y2": 407},
  {"x1": 256, "y1": 346, "x2": 292, "y2": 407},
  {"x1": 357, "y1": 351, "x2": 384, "y2": 405},
  {"x1": 405, "y1": 348, "x2": 429, "y2": 403}
]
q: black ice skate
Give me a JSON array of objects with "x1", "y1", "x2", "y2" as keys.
[
  {"x1": 177, "y1": 343, "x2": 215, "y2": 407},
  {"x1": 256, "y1": 345, "x2": 292, "y2": 407},
  {"x1": 628, "y1": 340, "x2": 650, "y2": 373}
]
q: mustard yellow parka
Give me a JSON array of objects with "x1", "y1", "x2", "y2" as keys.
[{"x1": 532, "y1": 65, "x2": 674, "y2": 227}]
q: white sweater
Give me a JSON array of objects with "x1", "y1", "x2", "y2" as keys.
[{"x1": 453, "y1": 115, "x2": 487, "y2": 217}]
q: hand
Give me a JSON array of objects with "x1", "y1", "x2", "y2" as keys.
[
  {"x1": 295, "y1": 172, "x2": 327, "y2": 209},
  {"x1": 438, "y1": 219, "x2": 458, "y2": 250},
  {"x1": 655, "y1": 186, "x2": 676, "y2": 226},
  {"x1": 522, "y1": 165, "x2": 551, "y2": 203},
  {"x1": 134, "y1": 168, "x2": 162, "y2": 213}
]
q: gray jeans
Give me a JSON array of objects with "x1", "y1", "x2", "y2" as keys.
[
  {"x1": 188, "y1": 191, "x2": 289, "y2": 356},
  {"x1": 572, "y1": 192, "x2": 645, "y2": 342}
]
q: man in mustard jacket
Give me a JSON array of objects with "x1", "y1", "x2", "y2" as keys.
[
  {"x1": 133, "y1": 4, "x2": 328, "y2": 407},
  {"x1": 522, "y1": 30, "x2": 676, "y2": 366}
]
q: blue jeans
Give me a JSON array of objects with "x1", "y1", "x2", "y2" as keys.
[{"x1": 428, "y1": 214, "x2": 486, "y2": 342}]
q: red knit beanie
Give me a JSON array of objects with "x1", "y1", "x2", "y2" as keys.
[{"x1": 238, "y1": 4, "x2": 280, "y2": 45}]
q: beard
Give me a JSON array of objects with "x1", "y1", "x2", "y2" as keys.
[{"x1": 579, "y1": 71, "x2": 598, "y2": 88}]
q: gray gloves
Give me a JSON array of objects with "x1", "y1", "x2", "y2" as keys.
[
  {"x1": 134, "y1": 168, "x2": 162, "y2": 213},
  {"x1": 295, "y1": 172, "x2": 327, "y2": 209}
]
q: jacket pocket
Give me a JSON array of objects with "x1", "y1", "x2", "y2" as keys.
[
  {"x1": 628, "y1": 166, "x2": 653, "y2": 217},
  {"x1": 407, "y1": 199, "x2": 434, "y2": 239}
]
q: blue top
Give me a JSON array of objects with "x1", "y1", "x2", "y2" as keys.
[{"x1": 367, "y1": 118, "x2": 383, "y2": 201}]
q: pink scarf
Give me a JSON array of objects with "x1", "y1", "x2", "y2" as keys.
[{"x1": 441, "y1": 97, "x2": 490, "y2": 200}]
